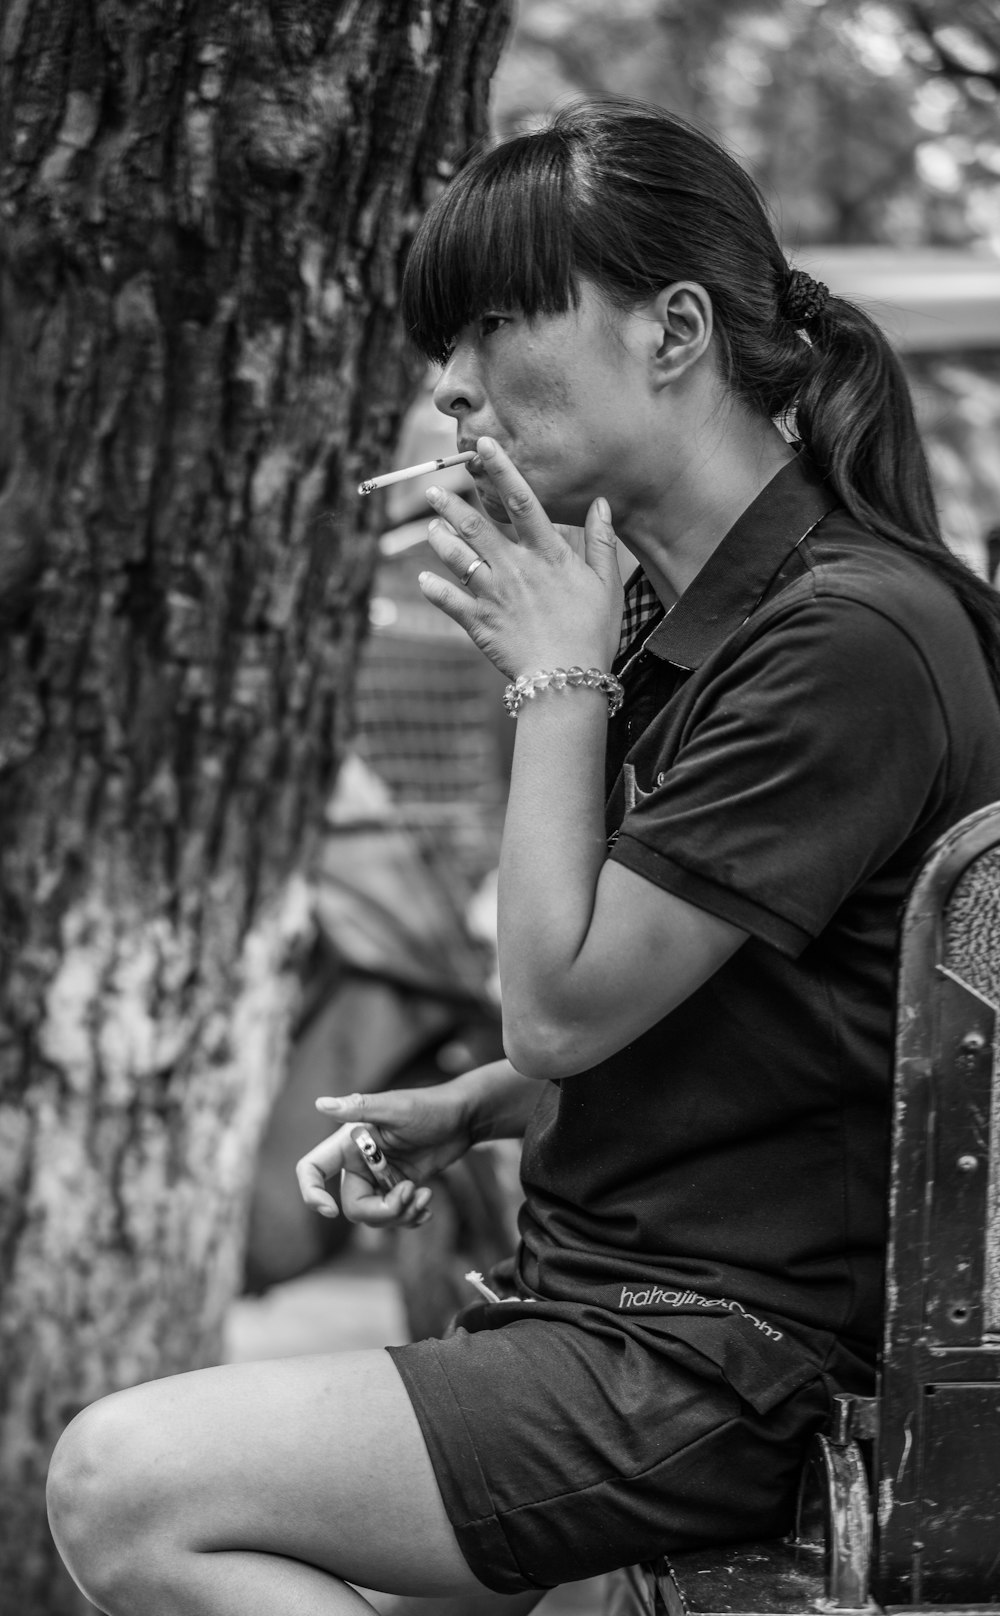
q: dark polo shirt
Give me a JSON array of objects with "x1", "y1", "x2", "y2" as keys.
[{"x1": 508, "y1": 454, "x2": 1000, "y2": 1401}]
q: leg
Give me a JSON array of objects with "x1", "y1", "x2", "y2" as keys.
[
  {"x1": 362, "y1": 1595, "x2": 545, "y2": 1616},
  {"x1": 47, "y1": 1349, "x2": 504, "y2": 1616}
]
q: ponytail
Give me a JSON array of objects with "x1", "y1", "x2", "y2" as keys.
[{"x1": 795, "y1": 298, "x2": 1000, "y2": 704}]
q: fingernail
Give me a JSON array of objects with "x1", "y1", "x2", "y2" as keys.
[
  {"x1": 316, "y1": 1096, "x2": 343, "y2": 1109},
  {"x1": 319, "y1": 1206, "x2": 338, "y2": 1219},
  {"x1": 478, "y1": 437, "x2": 497, "y2": 458},
  {"x1": 425, "y1": 485, "x2": 443, "y2": 505},
  {"x1": 596, "y1": 496, "x2": 611, "y2": 522}
]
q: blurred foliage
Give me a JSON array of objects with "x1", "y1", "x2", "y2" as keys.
[
  {"x1": 905, "y1": 351, "x2": 1000, "y2": 577},
  {"x1": 493, "y1": 0, "x2": 1000, "y2": 250}
]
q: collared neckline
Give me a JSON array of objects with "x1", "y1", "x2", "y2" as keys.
[{"x1": 633, "y1": 454, "x2": 840, "y2": 672}]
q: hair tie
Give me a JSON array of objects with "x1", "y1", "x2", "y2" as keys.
[{"x1": 781, "y1": 268, "x2": 830, "y2": 328}]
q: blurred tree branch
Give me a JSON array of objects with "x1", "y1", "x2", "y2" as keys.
[
  {"x1": 909, "y1": 2, "x2": 1000, "y2": 91},
  {"x1": 495, "y1": 0, "x2": 1000, "y2": 250}
]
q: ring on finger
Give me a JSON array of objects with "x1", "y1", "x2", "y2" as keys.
[{"x1": 461, "y1": 556, "x2": 485, "y2": 587}]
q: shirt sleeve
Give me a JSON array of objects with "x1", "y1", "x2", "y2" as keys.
[{"x1": 609, "y1": 590, "x2": 950, "y2": 956}]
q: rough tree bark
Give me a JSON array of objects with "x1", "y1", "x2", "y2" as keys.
[{"x1": 0, "y1": 1, "x2": 511, "y2": 1608}]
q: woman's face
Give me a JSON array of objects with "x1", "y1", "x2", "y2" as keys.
[{"x1": 432, "y1": 280, "x2": 654, "y2": 527}]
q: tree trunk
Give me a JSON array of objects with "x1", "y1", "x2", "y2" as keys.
[{"x1": 0, "y1": 1, "x2": 511, "y2": 1607}]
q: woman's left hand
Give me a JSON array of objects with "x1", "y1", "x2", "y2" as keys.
[{"x1": 417, "y1": 437, "x2": 625, "y2": 679}]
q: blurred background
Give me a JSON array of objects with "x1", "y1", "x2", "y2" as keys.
[{"x1": 2, "y1": 2, "x2": 998, "y2": 1610}]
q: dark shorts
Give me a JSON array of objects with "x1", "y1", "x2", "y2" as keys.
[{"x1": 387, "y1": 1297, "x2": 841, "y2": 1594}]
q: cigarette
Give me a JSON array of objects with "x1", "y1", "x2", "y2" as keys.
[
  {"x1": 465, "y1": 1269, "x2": 501, "y2": 1304},
  {"x1": 358, "y1": 450, "x2": 477, "y2": 497}
]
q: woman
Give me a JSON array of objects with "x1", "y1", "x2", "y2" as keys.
[{"x1": 47, "y1": 98, "x2": 1000, "y2": 1615}]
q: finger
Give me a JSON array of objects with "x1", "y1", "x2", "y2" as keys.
[
  {"x1": 315, "y1": 1091, "x2": 373, "y2": 1119},
  {"x1": 380, "y1": 1182, "x2": 434, "y2": 1228},
  {"x1": 416, "y1": 568, "x2": 479, "y2": 632},
  {"x1": 473, "y1": 437, "x2": 564, "y2": 553},
  {"x1": 426, "y1": 519, "x2": 492, "y2": 589},
  {"x1": 552, "y1": 522, "x2": 588, "y2": 561},
  {"x1": 315, "y1": 1095, "x2": 407, "y2": 1159},
  {"x1": 339, "y1": 1167, "x2": 410, "y2": 1225},
  {"x1": 295, "y1": 1122, "x2": 355, "y2": 1216},
  {"x1": 392, "y1": 1183, "x2": 434, "y2": 1227},
  {"x1": 317, "y1": 1095, "x2": 421, "y2": 1152},
  {"x1": 339, "y1": 1170, "x2": 433, "y2": 1227},
  {"x1": 398, "y1": 1186, "x2": 434, "y2": 1227},
  {"x1": 583, "y1": 497, "x2": 622, "y2": 584},
  {"x1": 297, "y1": 1120, "x2": 401, "y2": 1207},
  {"x1": 424, "y1": 484, "x2": 504, "y2": 565}
]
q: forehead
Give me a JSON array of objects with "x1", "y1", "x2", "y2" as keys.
[{"x1": 401, "y1": 142, "x2": 579, "y2": 361}]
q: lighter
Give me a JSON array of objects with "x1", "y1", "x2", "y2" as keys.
[{"x1": 349, "y1": 1124, "x2": 405, "y2": 1193}]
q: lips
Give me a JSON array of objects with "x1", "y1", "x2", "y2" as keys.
[{"x1": 459, "y1": 444, "x2": 485, "y2": 475}]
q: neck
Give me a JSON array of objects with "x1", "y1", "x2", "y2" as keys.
[{"x1": 616, "y1": 409, "x2": 796, "y2": 608}]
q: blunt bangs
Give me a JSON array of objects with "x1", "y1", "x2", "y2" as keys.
[{"x1": 401, "y1": 131, "x2": 580, "y2": 363}]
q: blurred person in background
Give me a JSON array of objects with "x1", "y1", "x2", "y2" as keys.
[{"x1": 47, "y1": 98, "x2": 1000, "y2": 1616}]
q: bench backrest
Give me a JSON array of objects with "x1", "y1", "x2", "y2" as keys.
[{"x1": 876, "y1": 800, "x2": 1000, "y2": 1606}]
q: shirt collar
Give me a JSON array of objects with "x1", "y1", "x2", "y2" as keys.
[
  {"x1": 616, "y1": 568, "x2": 664, "y2": 660},
  {"x1": 622, "y1": 454, "x2": 839, "y2": 673}
]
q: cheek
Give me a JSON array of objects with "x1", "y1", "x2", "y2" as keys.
[{"x1": 491, "y1": 352, "x2": 570, "y2": 429}]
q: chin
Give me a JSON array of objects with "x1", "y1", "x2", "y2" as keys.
[
  {"x1": 476, "y1": 477, "x2": 588, "y2": 530},
  {"x1": 543, "y1": 492, "x2": 592, "y2": 527}
]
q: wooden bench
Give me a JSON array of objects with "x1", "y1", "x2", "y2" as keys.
[{"x1": 611, "y1": 800, "x2": 1000, "y2": 1615}]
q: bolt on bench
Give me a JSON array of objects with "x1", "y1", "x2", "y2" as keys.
[{"x1": 611, "y1": 799, "x2": 1000, "y2": 1616}]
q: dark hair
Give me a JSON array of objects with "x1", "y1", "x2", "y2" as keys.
[{"x1": 402, "y1": 97, "x2": 1000, "y2": 698}]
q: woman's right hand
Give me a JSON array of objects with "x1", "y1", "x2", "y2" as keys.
[{"x1": 294, "y1": 1084, "x2": 475, "y2": 1229}]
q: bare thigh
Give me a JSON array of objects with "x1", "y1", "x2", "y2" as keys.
[
  {"x1": 362, "y1": 1595, "x2": 546, "y2": 1616},
  {"x1": 50, "y1": 1348, "x2": 495, "y2": 1599}
]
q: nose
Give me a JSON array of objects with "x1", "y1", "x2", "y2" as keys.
[{"x1": 432, "y1": 342, "x2": 483, "y2": 421}]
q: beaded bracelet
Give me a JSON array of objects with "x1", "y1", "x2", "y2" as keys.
[{"x1": 502, "y1": 666, "x2": 625, "y2": 719}]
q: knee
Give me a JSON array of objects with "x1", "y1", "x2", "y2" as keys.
[{"x1": 47, "y1": 1387, "x2": 165, "y2": 1610}]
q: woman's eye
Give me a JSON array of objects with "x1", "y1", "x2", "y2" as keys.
[{"x1": 436, "y1": 315, "x2": 509, "y2": 362}]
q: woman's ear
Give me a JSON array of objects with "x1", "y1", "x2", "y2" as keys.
[{"x1": 649, "y1": 282, "x2": 714, "y2": 388}]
